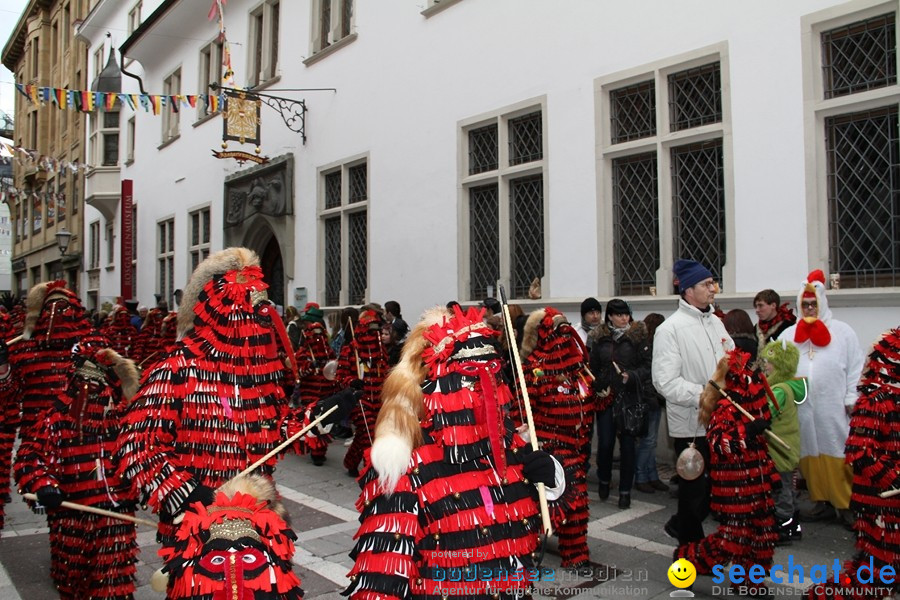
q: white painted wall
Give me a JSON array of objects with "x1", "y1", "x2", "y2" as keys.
[{"x1": 112, "y1": 0, "x2": 898, "y2": 339}]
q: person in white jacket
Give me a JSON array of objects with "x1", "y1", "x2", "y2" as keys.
[
  {"x1": 652, "y1": 259, "x2": 734, "y2": 545},
  {"x1": 779, "y1": 269, "x2": 864, "y2": 526}
]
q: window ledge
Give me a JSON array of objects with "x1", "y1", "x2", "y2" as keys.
[
  {"x1": 86, "y1": 165, "x2": 120, "y2": 178},
  {"x1": 104, "y1": 264, "x2": 115, "y2": 271},
  {"x1": 192, "y1": 111, "x2": 220, "y2": 128},
  {"x1": 157, "y1": 134, "x2": 181, "y2": 150},
  {"x1": 421, "y1": 0, "x2": 463, "y2": 18},
  {"x1": 303, "y1": 33, "x2": 358, "y2": 67},
  {"x1": 124, "y1": 158, "x2": 134, "y2": 166},
  {"x1": 250, "y1": 75, "x2": 282, "y2": 93}
]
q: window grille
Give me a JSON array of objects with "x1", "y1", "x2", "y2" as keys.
[
  {"x1": 610, "y1": 80, "x2": 656, "y2": 144},
  {"x1": 826, "y1": 106, "x2": 900, "y2": 287},
  {"x1": 510, "y1": 176, "x2": 544, "y2": 299},
  {"x1": 671, "y1": 141, "x2": 725, "y2": 281},
  {"x1": 349, "y1": 164, "x2": 367, "y2": 203},
  {"x1": 348, "y1": 211, "x2": 367, "y2": 304},
  {"x1": 341, "y1": 0, "x2": 353, "y2": 37},
  {"x1": 823, "y1": 13, "x2": 896, "y2": 99},
  {"x1": 509, "y1": 112, "x2": 543, "y2": 165},
  {"x1": 613, "y1": 153, "x2": 659, "y2": 295},
  {"x1": 668, "y1": 63, "x2": 721, "y2": 131},
  {"x1": 469, "y1": 184, "x2": 499, "y2": 301},
  {"x1": 325, "y1": 171, "x2": 341, "y2": 209},
  {"x1": 469, "y1": 124, "x2": 498, "y2": 175},
  {"x1": 324, "y1": 217, "x2": 341, "y2": 305}
]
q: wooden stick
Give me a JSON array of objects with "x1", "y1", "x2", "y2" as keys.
[
  {"x1": 880, "y1": 487, "x2": 900, "y2": 499},
  {"x1": 138, "y1": 351, "x2": 159, "y2": 368},
  {"x1": 715, "y1": 388, "x2": 791, "y2": 450},
  {"x1": 22, "y1": 493, "x2": 156, "y2": 527},
  {"x1": 499, "y1": 285, "x2": 552, "y2": 537},
  {"x1": 5, "y1": 334, "x2": 22, "y2": 345},
  {"x1": 232, "y1": 405, "x2": 337, "y2": 480}
]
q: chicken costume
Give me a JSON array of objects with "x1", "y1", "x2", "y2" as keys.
[
  {"x1": 14, "y1": 346, "x2": 140, "y2": 600},
  {"x1": 519, "y1": 307, "x2": 594, "y2": 567},
  {"x1": 779, "y1": 270, "x2": 864, "y2": 509},
  {"x1": 345, "y1": 305, "x2": 564, "y2": 600}
]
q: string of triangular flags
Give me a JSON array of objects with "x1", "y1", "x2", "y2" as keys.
[
  {"x1": 1, "y1": 141, "x2": 91, "y2": 174},
  {"x1": 0, "y1": 184, "x2": 68, "y2": 225},
  {"x1": 15, "y1": 83, "x2": 226, "y2": 115}
]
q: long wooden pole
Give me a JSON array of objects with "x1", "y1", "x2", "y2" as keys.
[
  {"x1": 233, "y1": 405, "x2": 337, "y2": 480},
  {"x1": 21, "y1": 493, "x2": 156, "y2": 527},
  {"x1": 498, "y1": 285, "x2": 552, "y2": 537},
  {"x1": 712, "y1": 385, "x2": 791, "y2": 450}
]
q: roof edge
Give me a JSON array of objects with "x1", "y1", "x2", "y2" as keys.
[{"x1": 119, "y1": 0, "x2": 179, "y2": 57}]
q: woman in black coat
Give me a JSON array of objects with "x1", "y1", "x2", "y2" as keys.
[{"x1": 589, "y1": 298, "x2": 652, "y2": 509}]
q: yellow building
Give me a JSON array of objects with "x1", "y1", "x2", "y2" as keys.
[{"x1": 2, "y1": 0, "x2": 91, "y2": 295}]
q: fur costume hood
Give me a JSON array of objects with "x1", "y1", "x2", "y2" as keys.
[
  {"x1": 23, "y1": 280, "x2": 84, "y2": 340},
  {"x1": 587, "y1": 320, "x2": 648, "y2": 346},
  {"x1": 520, "y1": 307, "x2": 570, "y2": 360}
]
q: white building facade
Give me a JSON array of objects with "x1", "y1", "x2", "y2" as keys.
[{"x1": 79, "y1": 0, "x2": 899, "y2": 347}]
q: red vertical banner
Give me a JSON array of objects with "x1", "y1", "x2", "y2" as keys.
[{"x1": 121, "y1": 179, "x2": 134, "y2": 301}]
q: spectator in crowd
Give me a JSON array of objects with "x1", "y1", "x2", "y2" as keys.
[
  {"x1": 780, "y1": 270, "x2": 864, "y2": 526},
  {"x1": 284, "y1": 306, "x2": 301, "y2": 351},
  {"x1": 753, "y1": 289, "x2": 796, "y2": 354},
  {"x1": 482, "y1": 297, "x2": 501, "y2": 319},
  {"x1": 723, "y1": 308, "x2": 759, "y2": 365},
  {"x1": 574, "y1": 297, "x2": 603, "y2": 348},
  {"x1": 383, "y1": 300, "x2": 409, "y2": 343},
  {"x1": 589, "y1": 298, "x2": 651, "y2": 509},
  {"x1": 331, "y1": 306, "x2": 359, "y2": 355},
  {"x1": 652, "y1": 259, "x2": 734, "y2": 544},
  {"x1": 634, "y1": 313, "x2": 669, "y2": 494}
]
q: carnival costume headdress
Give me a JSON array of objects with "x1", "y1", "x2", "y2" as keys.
[{"x1": 794, "y1": 269, "x2": 832, "y2": 347}]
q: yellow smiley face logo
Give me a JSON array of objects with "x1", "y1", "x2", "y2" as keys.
[{"x1": 668, "y1": 558, "x2": 697, "y2": 588}]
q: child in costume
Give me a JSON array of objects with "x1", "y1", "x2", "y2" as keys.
[
  {"x1": 674, "y1": 349, "x2": 779, "y2": 594},
  {"x1": 161, "y1": 474, "x2": 303, "y2": 600},
  {"x1": 345, "y1": 305, "x2": 565, "y2": 600},
  {"x1": 14, "y1": 346, "x2": 140, "y2": 600},
  {"x1": 758, "y1": 339, "x2": 805, "y2": 545},
  {"x1": 335, "y1": 308, "x2": 388, "y2": 477},
  {"x1": 519, "y1": 306, "x2": 595, "y2": 568},
  {"x1": 115, "y1": 248, "x2": 336, "y2": 561},
  {"x1": 807, "y1": 327, "x2": 900, "y2": 600},
  {"x1": 292, "y1": 307, "x2": 340, "y2": 466}
]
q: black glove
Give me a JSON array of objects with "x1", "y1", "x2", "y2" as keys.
[
  {"x1": 316, "y1": 387, "x2": 361, "y2": 426},
  {"x1": 0, "y1": 340, "x2": 8, "y2": 365},
  {"x1": 745, "y1": 418, "x2": 771, "y2": 438},
  {"x1": 521, "y1": 450, "x2": 557, "y2": 487},
  {"x1": 36, "y1": 486, "x2": 65, "y2": 510},
  {"x1": 184, "y1": 484, "x2": 216, "y2": 511},
  {"x1": 348, "y1": 379, "x2": 365, "y2": 391}
]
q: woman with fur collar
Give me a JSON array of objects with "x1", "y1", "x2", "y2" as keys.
[{"x1": 588, "y1": 298, "x2": 652, "y2": 509}]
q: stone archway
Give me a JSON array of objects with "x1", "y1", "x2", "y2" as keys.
[{"x1": 260, "y1": 236, "x2": 284, "y2": 308}]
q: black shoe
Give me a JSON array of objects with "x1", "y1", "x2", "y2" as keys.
[
  {"x1": 775, "y1": 516, "x2": 801, "y2": 546},
  {"x1": 838, "y1": 509, "x2": 855, "y2": 532},
  {"x1": 598, "y1": 482, "x2": 610, "y2": 500},
  {"x1": 664, "y1": 517, "x2": 679, "y2": 540},
  {"x1": 634, "y1": 482, "x2": 655, "y2": 494},
  {"x1": 347, "y1": 467, "x2": 359, "y2": 478},
  {"x1": 799, "y1": 502, "x2": 836, "y2": 522},
  {"x1": 618, "y1": 493, "x2": 631, "y2": 509},
  {"x1": 312, "y1": 456, "x2": 325, "y2": 466}
]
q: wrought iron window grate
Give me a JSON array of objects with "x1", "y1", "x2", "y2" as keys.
[
  {"x1": 325, "y1": 171, "x2": 341, "y2": 209},
  {"x1": 510, "y1": 176, "x2": 544, "y2": 299},
  {"x1": 823, "y1": 13, "x2": 896, "y2": 99},
  {"x1": 826, "y1": 106, "x2": 900, "y2": 287},
  {"x1": 341, "y1": 0, "x2": 353, "y2": 37},
  {"x1": 509, "y1": 112, "x2": 543, "y2": 166},
  {"x1": 613, "y1": 153, "x2": 659, "y2": 295},
  {"x1": 610, "y1": 80, "x2": 656, "y2": 144},
  {"x1": 324, "y1": 217, "x2": 341, "y2": 306},
  {"x1": 668, "y1": 63, "x2": 721, "y2": 131},
  {"x1": 469, "y1": 124, "x2": 499, "y2": 175},
  {"x1": 349, "y1": 164, "x2": 367, "y2": 204},
  {"x1": 320, "y1": 0, "x2": 331, "y2": 49},
  {"x1": 671, "y1": 140, "x2": 725, "y2": 282},
  {"x1": 348, "y1": 211, "x2": 367, "y2": 304},
  {"x1": 469, "y1": 185, "x2": 500, "y2": 301}
]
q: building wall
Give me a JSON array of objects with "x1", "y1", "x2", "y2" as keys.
[{"x1": 107, "y1": 0, "x2": 900, "y2": 348}]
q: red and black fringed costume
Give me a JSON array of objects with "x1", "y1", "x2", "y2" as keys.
[
  {"x1": 9, "y1": 281, "x2": 108, "y2": 434},
  {"x1": 345, "y1": 306, "x2": 565, "y2": 600},
  {"x1": 336, "y1": 309, "x2": 388, "y2": 476},
  {"x1": 0, "y1": 312, "x2": 19, "y2": 530},
  {"x1": 294, "y1": 321, "x2": 340, "y2": 465},
  {"x1": 115, "y1": 248, "x2": 320, "y2": 557},
  {"x1": 519, "y1": 307, "x2": 595, "y2": 568},
  {"x1": 674, "y1": 350, "x2": 779, "y2": 592},
  {"x1": 13, "y1": 346, "x2": 140, "y2": 600},
  {"x1": 160, "y1": 474, "x2": 303, "y2": 600},
  {"x1": 807, "y1": 328, "x2": 900, "y2": 600},
  {"x1": 102, "y1": 305, "x2": 139, "y2": 358},
  {"x1": 133, "y1": 306, "x2": 167, "y2": 367},
  {"x1": 158, "y1": 310, "x2": 179, "y2": 355}
]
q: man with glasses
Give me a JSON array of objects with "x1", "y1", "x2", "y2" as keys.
[
  {"x1": 779, "y1": 270, "x2": 864, "y2": 528},
  {"x1": 652, "y1": 259, "x2": 734, "y2": 545}
]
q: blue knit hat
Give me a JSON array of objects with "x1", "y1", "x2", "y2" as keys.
[{"x1": 673, "y1": 259, "x2": 713, "y2": 292}]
